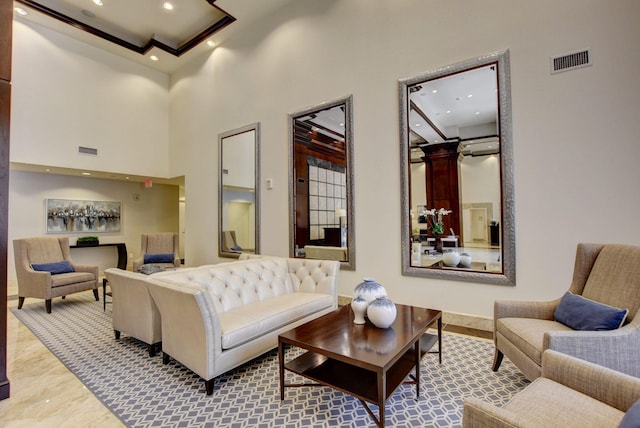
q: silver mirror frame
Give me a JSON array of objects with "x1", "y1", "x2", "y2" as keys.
[
  {"x1": 288, "y1": 95, "x2": 356, "y2": 270},
  {"x1": 218, "y1": 122, "x2": 260, "y2": 258},
  {"x1": 399, "y1": 50, "x2": 515, "y2": 285}
]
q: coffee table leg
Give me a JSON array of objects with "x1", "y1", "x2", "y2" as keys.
[
  {"x1": 437, "y1": 316, "x2": 442, "y2": 364},
  {"x1": 377, "y1": 374, "x2": 386, "y2": 427},
  {"x1": 414, "y1": 341, "x2": 420, "y2": 399},
  {"x1": 278, "y1": 340, "x2": 285, "y2": 400}
]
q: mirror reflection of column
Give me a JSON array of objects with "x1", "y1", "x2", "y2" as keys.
[
  {"x1": 289, "y1": 96, "x2": 355, "y2": 270},
  {"x1": 400, "y1": 50, "x2": 515, "y2": 286},
  {"x1": 218, "y1": 123, "x2": 260, "y2": 258}
]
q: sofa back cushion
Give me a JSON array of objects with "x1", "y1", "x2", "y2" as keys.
[
  {"x1": 156, "y1": 258, "x2": 294, "y2": 314},
  {"x1": 25, "y1": 238, "x2": 65, "y2": 264},
  {"x1": 582, "y1": 245, "x2": 640, "y2": 322}
]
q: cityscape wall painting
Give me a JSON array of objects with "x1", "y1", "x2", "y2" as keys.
[{"x1": 46, "y1": 199, "x2": 121, "y2": 233}]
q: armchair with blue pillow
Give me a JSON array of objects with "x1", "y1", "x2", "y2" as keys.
[
  {"x1": 13, "y1": 237, "x2": 99, "y2": 313},
  {"x1": 492, "y1": 243, "x2": 640, "y2": 380},
  {"x1": 133, "y1": 232, "x2": 181, "y2": 272}
]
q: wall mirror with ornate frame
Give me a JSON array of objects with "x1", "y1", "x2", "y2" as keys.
[
  {"x1": 218, "y1": 123, "x2": 260, "y2": 258},
  {"x1": 289, "y1": 95, "x2": 355, "y2": 270},
  {"x1": 399, "y1": 50, "x2": 515, "y2": 285}
]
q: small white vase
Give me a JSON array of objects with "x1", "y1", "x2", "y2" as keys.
[
  {"x1": 353, "y1": 278, "x2": 387, "y2": 305},
  {"x1": 442, "y1": 250, "x2": 461, "y2": 267},
  {"x1": 367, "y1": 296, "x2": 397, "y2": 329},
  {"x1": 459, "y1": 252, "x2": 472, "y2": 268},
  {"x1": 351, "y1": 295, "x2": 367, "y2": 324}
]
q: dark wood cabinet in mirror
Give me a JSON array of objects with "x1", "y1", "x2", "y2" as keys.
[
  {"x1": 289, "y1": 96, "x2": 355, "y2": 270},
  {"x1": 399, "y1": 51, "x2": 515, "y2": 285}
]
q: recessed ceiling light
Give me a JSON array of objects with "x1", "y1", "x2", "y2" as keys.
[
  {"x1": 163, "y1": 2, "x2": 174, "y2": 10},
  {"x1": 45, "y1": 168, "x2": 51, "y2": 172},
  {"x1": 475, "y1": 111, "x2": 480, "y2": 115},
  {"x1": 82, "y1": 172, "x2": 91, "y2": 176},
  {"x1": 150, "y1": 55, "x2": 159, "y2": 61},
  {"x1": 467, "y1": 94, "x2": 473, "y2": 98},
  {"x1": 432, "y1": 89, "x2": 438, "y2": 94},
  {"x1": 14, "y1": 7, "x2": 28, "y2": 15},
  {"x1": 445, "y1": 110, "x2": 451, "y2": 114},
  {"x1": 415, "y1": 123, "x2": 421, "y2": 127},
  {"x1": 206, "y1": 40, "x2": 216, "y2": 47},
  {"x1": 93, "y1": 0, "x2": 103, "y2": 6}
]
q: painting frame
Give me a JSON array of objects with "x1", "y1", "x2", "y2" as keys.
[{"x1": 46, "y1": 199, "x2": 121, "y2": 233}]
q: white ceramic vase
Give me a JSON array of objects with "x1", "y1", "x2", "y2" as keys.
[
  {"x1": 459, "y1": 252, "x2": 472, "y2": 268},
  {"x1": 442, "y1": 251, "x2": 460, "y2": 267},
  {"x1": 350, "y1": 295, "x2": 367, "y2": 324},
  {"x1": 367, "y1": 296, "x2": 397, "y2": 329},
  {"x1": 353, "y1": 278, "x2": 387, "y2": 305}
]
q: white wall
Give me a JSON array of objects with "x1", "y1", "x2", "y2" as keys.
[
  {"x1": 171, "y1": 0, "x2": 640, "y2": 319},
  {"x1": 11, "y1": 20, "x2": 171, "y2": 178},
  {"x1": 8, "y1": 170, "x2": 179, "y2": 280}
]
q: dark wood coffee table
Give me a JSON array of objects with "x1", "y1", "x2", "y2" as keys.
[{"x1": 278, "y1": 303, "x2": 442, "y2": 427}]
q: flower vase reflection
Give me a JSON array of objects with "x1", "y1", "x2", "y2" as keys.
[{"x1": 353, "y1": 324, "x2": 397, "y2": 355}]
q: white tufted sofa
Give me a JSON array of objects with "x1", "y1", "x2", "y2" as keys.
[{"x1": 145, "y1": 257, "x2": 339, "y2": 394}]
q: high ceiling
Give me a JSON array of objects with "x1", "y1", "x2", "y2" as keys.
[{"x1": 12, "y1": 0, "x2": 293, "y2": 74}]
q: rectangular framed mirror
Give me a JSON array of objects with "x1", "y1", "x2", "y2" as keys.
[
  {"x1": 399, "y1": 50, "x2": 515, "y2": 285},
  {"x1": 289, "y1": 95, "x2": 355, "y2": 270},
  {"x1": 218, "y1": 123, "x2": 260, "y2": 258}
]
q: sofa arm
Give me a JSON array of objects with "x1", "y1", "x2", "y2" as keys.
[
  {"x1": 542, "y1": 350, "x2": 640, "y2": 412},
  {"x1": 287, "y1": 258, "x2": 339, "y2": 304},
  {"x1": 72, "y1": 263, "x2": 99, "y2": 285},
  {"x1": 463, "y1": 397, "x2": 525, "y2": 427},
  {"x1": 546, "y1": 315, "x2": 640, "y2": 377}
]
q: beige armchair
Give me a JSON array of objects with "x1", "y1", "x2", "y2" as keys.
[
  {"x1": 13, "y1": 237, "x2": 99, "y2": 313},
  {"x1": 464, "y1": 350, "x2": 640, "y2": 427},
  {"x1": 493, "y1": 243, "x2": 640, "y2": 380},
  {"x1": 133, "y1": 232, "x2": 180, "y2": 271}
]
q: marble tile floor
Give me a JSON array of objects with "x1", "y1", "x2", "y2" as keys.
[{"x1": 2, "y1": 282, "x2": 491, "y2": 427}]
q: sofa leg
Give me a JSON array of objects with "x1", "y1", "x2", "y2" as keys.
[
  {"x1": 205, "y1": 379, "x2": 214, "y2": 395},
  {"x1": 93, "y1": 289, "x2": 99, "y2": 301},
  {"x1": 162, "y1": 352, "x2": 170, "y2": 364},
  {"x1": 114, "y1": 330, "x2": 121, "y2": 340},
  {"x1": 18, "y1": 297, "x2": 25, "y2": 309},
  {"x1": 147, "y1": 344, "x2": 156, "y2": 357},
  {"x1": 45, "y1": 299, "x2": 52, "y2": 314},
  {"x1": 492, "y1": 349, "x2": 504, "y2": 371}
]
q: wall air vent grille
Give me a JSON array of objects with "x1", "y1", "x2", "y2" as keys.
[
  {"x1": 551, "y1": 49, "x2": 592, "y2": 74},
  {"x1": 78, "y1": 146, "x2": 98, "y2": 155}
]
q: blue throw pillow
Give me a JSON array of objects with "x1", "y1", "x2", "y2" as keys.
[
  {"x1": 143, "y1": 253, "x2": 175, "y2": 264},
  {"x1": 31, "y1": 260, "x2": 74, "y2": 275},
  {"x1": 619, "y1": 399, "x2": 640, "y2": 428},
  {"x1": 554, "y1": 291, "x2": 628, "y2": 331}
]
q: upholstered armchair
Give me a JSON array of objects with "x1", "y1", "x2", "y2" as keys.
[
  {"x1": 132, "y1": 232, "x2": 180, "y2": 271},
  {"x1": 493, "y1": 243, "x2": 640, "y2": 380},
  {"x1": 464, "y1": 350, "x2": 640, "y2": 427},
  {"x1": 13, "y1": 237, "x2": 99, "y2": 313}
]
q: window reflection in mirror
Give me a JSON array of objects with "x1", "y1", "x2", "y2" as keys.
[
  {"x1": 289, "y1": 96, "x2": 355, "y2": 270},
  {"x1": 218, "y1": 123, "x2": 260, "y2": 258},
  {"x1": 400, "y1": 51, "x2": 515, "y2": 285}
]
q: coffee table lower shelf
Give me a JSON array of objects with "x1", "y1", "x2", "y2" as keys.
[{"x1": 283, "y1": 349, "x2": 417, "y2": 404}]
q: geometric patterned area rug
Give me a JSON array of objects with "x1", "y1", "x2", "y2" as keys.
[{"x1": 11, "y1": 292, "x2": 529, "y2": 427}]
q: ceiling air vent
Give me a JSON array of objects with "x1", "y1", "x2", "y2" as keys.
[
  {"x1": 551, "y1": 49, "x2": 592, "y2": 74},
  {"x1": 78, "y1": 146, "x2": 98, "y2": 155}
]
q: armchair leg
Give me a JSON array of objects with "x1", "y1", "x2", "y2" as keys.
[
  {"x1": 45, "y1": 299, "x2": 52, "y2": 314},
  {"x1": 492, "y1": 349, "x2": 504, "y2": 372},
  {"x1": 162, "y1": 352, "x2": 170, "y2": 364},
  {"x1": 18, "y1": 297, "x2": 25, "y2": 309},
  {"x1": 114, "y1": 330, "x2": 121, "y2": 340},
  {"x1": 205, "y1": 379, "x2": 214, "y2": 395},
  {"x1": 93, "y1": 289, "x2": 99, "y2": 301},
  {"x1": 147, "y1": 344, "x2": 156, "y2": 357}
]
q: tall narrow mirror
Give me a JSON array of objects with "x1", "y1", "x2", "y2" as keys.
[
  {"x1": 399, "y1": 51, "x2": 515, "y2": 285},
  {"x1": 219, "y1": 123, "x2": 260, "y2": 258},
  {"x1": 289, "y1": 96, "x2": 355, "y2": 270}
]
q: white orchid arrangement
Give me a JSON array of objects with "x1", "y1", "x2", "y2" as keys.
[{"x1": 426, "y1": 208, "x2": 452, "y2": 235}]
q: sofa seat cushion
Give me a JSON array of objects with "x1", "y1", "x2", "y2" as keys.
[
  {"x1": 51, "y1": 271, "x2": 95, "y2": 287},
  {"x1": 504, "y1": 377, "x2": 624, "y2": 427},
  {"x1": 497, "y1": 318, "x2": 573, "y2": 366},
  {"x1": 218, "y1": 292, "x2": 333, "y2": 349}
]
